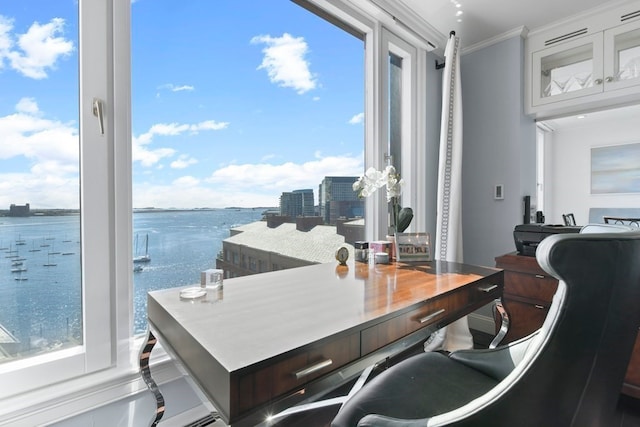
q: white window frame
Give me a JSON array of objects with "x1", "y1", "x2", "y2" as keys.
[
  {"x1": 0, "y1": 1, "x2": 141, "y2": 424},
  {"x1": 0, "y1": 0, "x2": 436, "y2": 423},
  {"x1": 309, "y1": 0, "x2": 430, "y2": 240},
  {"x1": 382, "y1": 29, "x2": 424, "y2": 236},
  {"x1": 535, "y1": 123, "x2": 551, "y2": 215}
]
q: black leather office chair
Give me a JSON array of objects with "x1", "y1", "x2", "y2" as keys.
[{"x1": 331, "y1": 230, "x2": 640, "y2": 427}]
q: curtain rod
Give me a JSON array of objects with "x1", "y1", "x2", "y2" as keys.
[{"x1": 435, "y1": 31, "x2": 456, "y2": 70}]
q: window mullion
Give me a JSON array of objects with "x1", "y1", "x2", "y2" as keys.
[{"x1": 79, "y1": 0, "x2": 116, "y2": 372}]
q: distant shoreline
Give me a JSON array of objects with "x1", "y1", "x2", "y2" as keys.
[{"x1": 0, "y1": 207, "x2": 276, "y2": 217}]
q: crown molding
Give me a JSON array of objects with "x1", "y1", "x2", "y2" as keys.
[{"x1": 461, "y1": 26, "x2": 529, "y2": 55}]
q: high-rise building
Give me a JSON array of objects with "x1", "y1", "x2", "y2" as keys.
[
  {"x1": 319, "y1": 177, "x2": 363, "y2": 225},
  {"x1": 279, "y1": 189, "x2": 315, "y2": 217}
]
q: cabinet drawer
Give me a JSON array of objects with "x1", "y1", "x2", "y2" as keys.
[
  {"x1": 361, "y1": 296, "x2": 451, "y2": 355},
  {"x1": 234, "y1": 332, "x2": 360, "y2": 415},
  {"x1": 502, "y1": 298, "x2": 550, "y2": 343},
  {"x1": 504, "y1": 271, "x2": 557, "y2": 303}
]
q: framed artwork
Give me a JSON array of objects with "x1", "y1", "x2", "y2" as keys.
[
  {"x1": 395, "y1": 232, "x2": 431, "y2": 262},
  {"x1": 591, "y1": 142, "x2": 640, "y2": 194}
]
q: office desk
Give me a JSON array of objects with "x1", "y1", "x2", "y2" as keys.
[{"x1": 144, "y1": 260, "x2": 503, "y2": 426}]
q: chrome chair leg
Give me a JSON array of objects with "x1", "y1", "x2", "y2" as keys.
[{"x1": 489, "y1": 298, "x2": 510, "y2": 349}]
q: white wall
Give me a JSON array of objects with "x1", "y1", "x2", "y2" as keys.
[{"x1": 545, "y1": 107, "x2": 640, "y2": 225}]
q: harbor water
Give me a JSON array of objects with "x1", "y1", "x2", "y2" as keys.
[{"x1": 0, "y1": 208, "x2": 263, "y2": 359}]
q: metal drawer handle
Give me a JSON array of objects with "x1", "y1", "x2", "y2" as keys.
[
  {"x1": 478, "y1": 284, "x2": 498, "y2": 293},
  {"x1": 419, "y1": 308, "x2": 446, "y2": 324},
  {"x1": 535, "y1": 274, "x2": 545, "y2": 279},
  {"x1": 534, "y1": 305, "x2": 545, "y2": 310},
  {"x1": 294, "y1": 358, "x2": 333, "y2": 380}
]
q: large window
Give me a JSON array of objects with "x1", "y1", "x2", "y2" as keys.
[
  {"x1": 0, "y1": 0, "x2": 128, "y2": 418},
  {"x1": 0, "y1": 0, "x2": 432, "y2": 423},
  {"x1": 130, "y1": 0, "x2": 365, "y2": 333},
  {"x1": 0, "y1": 2, "x2": 81, "y2": 363}
]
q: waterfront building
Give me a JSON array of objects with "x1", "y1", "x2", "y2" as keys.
[
  {"x1": 279, "y1": 189, "x2": 315, "y2": 217},
  {"x1": 319, "y1": 177, "x2": 363, "y2": 225},
  {"x1": 216, "y1": 218, "x2": 353, "y2": 278},
  {"x1": 8, "y1": 204, "x2": 30, "y2": 217}
]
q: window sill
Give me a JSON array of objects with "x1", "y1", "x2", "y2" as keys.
[{"x1": 0, "y1": 342, "x2": 182, "y2": 426}]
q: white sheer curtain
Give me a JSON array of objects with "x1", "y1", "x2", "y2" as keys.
[{"x1": 425, "y1": 32, "x2": 474, "y2": 352}]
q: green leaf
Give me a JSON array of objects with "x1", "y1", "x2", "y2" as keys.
[{"x1": 397, "y1": 207, "x2": 413, "y2": 233}]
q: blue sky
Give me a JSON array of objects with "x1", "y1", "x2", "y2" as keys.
[{"x1": 0, "y1": 0, "x2": 364, "y2": 209}]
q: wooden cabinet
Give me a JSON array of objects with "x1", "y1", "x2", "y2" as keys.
[
  {"x1": 495, "y1": 253, "x2": 558, "y2": 343},
  {"x1": 496, "y1": 252, "x2": 640, "y2": 398}
]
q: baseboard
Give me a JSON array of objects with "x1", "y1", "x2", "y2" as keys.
[
  {"x1": 468, "y1": 312, "x2": 495, "y2": 335},
  {"x1": 160, "y1": 405, "x2": 220, "y2": 426}
]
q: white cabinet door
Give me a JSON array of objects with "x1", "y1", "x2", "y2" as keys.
[
  {"x1": 604, "y1": 19, "x2": 640, "y2": 92},
  {"x1": 531, "y1": 33, "x2": 604, "y2": 107}
]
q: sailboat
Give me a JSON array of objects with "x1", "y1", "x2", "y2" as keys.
[
  {"x1": 133, "y1": 233, "x2": 151, "y2": 263},
  {"x1": 43, "y1": 253, "x2": 57, "y2": 267},
  {"x1": 29, "y1": 240, "x2": 41, "y2": 252}
]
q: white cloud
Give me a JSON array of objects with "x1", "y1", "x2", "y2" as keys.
[
  {"x1": 0, "y1": 15, "x2": 14, "y2": 69},
  {"x1": 15, "y1": 97, "x2": 40, "y2": 115},
  {"x1": 136, "y1": 120, "x2": 229, "y2": 145},
  {"x1": 192, "y1": 120, "x2": 228, "y2": 132},
  {"x1": 0, "y1": 171, "x2": 79, "y2": 208},
  {"x1": 251, "y1": 33, "x2": 317, "y2": 94},
  {"x1": 0, "y1": 98, "x2": 77, "y2": 163},
  {"x1": 132, "y1": 183, "x2": 278, "y2": 209},
  {"x1": 172, "y1": 175, "x2": 200, "y2": 186},
  {"x1": 348, "y1": 112, "x2": 364, "y2": 125},
  {"x1": 131, "y1": 151, "x2": 363, "y2": 209},
  {"x1": 206, "y1": 152, "x2": 363, "y2": 192},
  {"x1": 158, "y1": 83, "x2": 195, "y2": 92},
  {"x1": 6, "y1": 17, "x2": 74, "y2": 79},
  {"x1": 133, "y1": 119, "x2": 229, "y2": 167},
  {"x1": 0, "y1": 98, "x2": 79, "y2": 208},
  {"x1": 170, "y1": 155, "x2": 198, "y2": 169}
]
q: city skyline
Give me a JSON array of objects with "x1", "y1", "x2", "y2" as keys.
[{"x1": 0, "y1": 0, "x2": 365, "y2": 209}]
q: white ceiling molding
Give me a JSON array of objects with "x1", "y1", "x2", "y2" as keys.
[{"x1": 461, "y1": 26, "x2": 529, "y2": 56}]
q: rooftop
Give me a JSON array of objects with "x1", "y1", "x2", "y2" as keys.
[{"x1": 226, "y1": 221, "x2": 354, "y2": 264}]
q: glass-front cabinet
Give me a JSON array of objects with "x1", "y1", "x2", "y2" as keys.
[
  {"x1": 531, "y1": 18, "x2": 640, "y2": 108},
  {"x1": 532, "y1": 33, "x2": 603, "y2": 106},
  {"x1": 605, "y1": 21, "x2": 640, "y2": 91}
]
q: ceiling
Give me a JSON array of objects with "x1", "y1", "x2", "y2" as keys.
[
  {"x1": 397, "y1": 0, "x2": 640, "y2": 125},
  {"x1": 400, "y1": 0, "x2": 626, "y2": 51}
]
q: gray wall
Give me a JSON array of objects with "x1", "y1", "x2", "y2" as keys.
[
  {"x1": 424, "y1": 51, "x2": 444, "y2": 242},
  {"x1": 460, "y1": 36, "x2": 537, "y2": 268}
]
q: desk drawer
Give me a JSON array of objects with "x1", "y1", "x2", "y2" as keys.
[
  {"x1": 234, "y1": 332, "x2": 360, "y2": 415},
  {"x1": 361, "y1": 296, "x2": 451, "y2": 355}
]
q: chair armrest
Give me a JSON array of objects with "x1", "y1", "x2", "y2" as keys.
[
  {"x1": 357, "y1": 413, "x2": 429, "y2": 427},
  {"x1": 448, "y1": 331, "x2": 540, "y2": 381}
]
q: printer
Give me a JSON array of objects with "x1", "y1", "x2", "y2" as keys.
[{"x1": 514, "y1": 224, "x2": 581, "y2": 256}]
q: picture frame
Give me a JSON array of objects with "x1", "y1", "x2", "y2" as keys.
[
  {"x1": 591, "y1": 142, "x2": 640, "y2": 194},
  {"x1": 395, "y1": 232, "x2": 431, "y2": 262}
]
